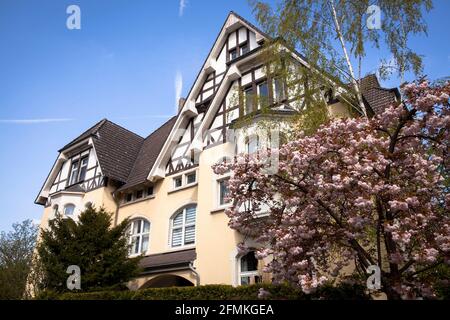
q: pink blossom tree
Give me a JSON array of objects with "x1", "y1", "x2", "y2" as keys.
[{"x1": 214, "y1": 80, "x2": 450, "y2": 299}]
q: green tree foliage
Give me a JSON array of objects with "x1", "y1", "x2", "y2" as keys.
[
  {"x1": 249, "y1": 0, "x2": 432, "y2": 117},
  {"x1": 37, "y1": 205, "x2": 140, "y2": 293},
  {"x1": 0, "y1": 219, "x2": 38, "y2": 299}
]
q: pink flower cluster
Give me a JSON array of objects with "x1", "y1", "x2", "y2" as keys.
[{"x1": 213, "y1": 80, "x2": 450, "y2": 298}]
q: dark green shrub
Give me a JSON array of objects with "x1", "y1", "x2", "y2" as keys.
[{"x1": 37, "y1": 283, "x2": 369, "y2": 300}]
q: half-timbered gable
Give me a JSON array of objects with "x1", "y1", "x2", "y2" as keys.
[{"x1": 35, "y1": 11, "x2": 401, "y2": 289}]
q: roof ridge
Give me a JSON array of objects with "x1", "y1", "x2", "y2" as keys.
[
  {"x1": 102, "y1": 119, "x2": 145, "y2": 140},
  {"x1": 58, "y1": 118, "x2": 108, "y2": 152}
]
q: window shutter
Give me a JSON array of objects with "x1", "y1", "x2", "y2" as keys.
[
  {"x1": 185, "y1": 206, "x2": 196, "y2": 224},
  {"x1": 171, "y1": 228, "x2": 183, "y2": 247}
]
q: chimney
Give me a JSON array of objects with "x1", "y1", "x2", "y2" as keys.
[{"x1": 178, "y1": 97, "x2": 186, "y2": 113}]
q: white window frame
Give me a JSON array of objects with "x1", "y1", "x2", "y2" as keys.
[
  {"x1": 169, "y1": 205, "x2": 196, "y2": 248},
  {"x1": 171, "y1": 169, "x2": 198, "y2": 192},
  {"x1": 257, "y1": 81, "x2": 269, "y2": 109},
  {"x1": 273, "y1": 77, "x2": 285, "y2": 102},
  {"x1": 173, "y1": 175, "x2": 183, "y2": 189},
  {"x1": 185, "y1": 171, "x2": 197, "y2": 185},
  {"x1": 217, "y1": 177, "x2": 231, "y2": 208},
  {"x1": 63, "y1": 203, "x2": 75, "y2": 216},
  {"x1": 128, "y1": 218, "x2": 150, "y2": 257},
  {"x1": 238, "y1": 251, "x2": 261, "y2": 286}
]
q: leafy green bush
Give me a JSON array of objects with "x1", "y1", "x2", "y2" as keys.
[{"x1": 37, "y1": 283, "x2": 369, "y2": 300}]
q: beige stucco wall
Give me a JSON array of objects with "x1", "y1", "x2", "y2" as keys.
[
  {"x1": 114, "y1": 142, "x2": 244, "y2": 286},
  {"x1": 328, "y1": 101, "x2": 352, "y2": 118}
]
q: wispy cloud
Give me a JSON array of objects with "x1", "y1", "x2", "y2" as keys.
[
  {"x1": 179, "y1": 0, "x2": 187, "y2": 17},
  {"x1": 175, "y1": 70, "x2": 183, "y2": 112},
  {"x1": 0, "y1": 118, "x2": 73, "y2": 124}
]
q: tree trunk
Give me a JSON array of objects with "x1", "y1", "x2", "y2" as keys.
[{"x1": 329, "y1": 0, "x2": 368, "y2": 118}]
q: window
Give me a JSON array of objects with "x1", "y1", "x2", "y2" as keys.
[
  {"x1": 219, "y1": 178, "x2": 230, "y2": 206},
  {"x1": 244, "y1": 87, "x2": 254, "y2": 114},
  {"x1": 229, "y1": 48, "x2": 237, "y2": 60},
  {"x1": 126, "y1": 193, "x2": 133, "y2": 203},
  {"x1": 63, "y1": 204, "x2": 75, "y2": 216},
  {"x1": 173, "y1": 176, "x2": 182, "y2": 188},
  {"x1": 239, "y1": 251, "x2": 261, "y2": 285},
  {"x1": 240, "y1": 43, "x2": 249, "y2": 55},
  {"x1": 52, "y1": 205, "x2": 59, "y2": 217},
  {"x1": 245, "y1": 135, "x2": 259, "y2": 154},
  {"x1": 273, "y1": 78, "x2": 285, "y2": 102},
  {"x1": 147, "y1": 186, "x2": 154, "y2": 196},
  {"x1": 186, "y1": 172, "x2": 196, "y2": 185},
  {"x1": 69, "y1": 160, "x2": 79, "y2": 185},
  {"x1": 171, "y1": 205, "x2": 196, "y2": 247},
  {"x1": 129, "y1": 219, "x2": 150, "y2": 255},
  {"x1": 78, "y1": 157, "x2": 88, "y2": 182},
  {"x1": 69, "y1": 156, "x2": 88, "y2": 185},
  {"x1": 136, "y1": 190, "x2": 143, "y2": 199},
  {"x1": 257, "y1": 81, "x2": 269, "y2": 108}
]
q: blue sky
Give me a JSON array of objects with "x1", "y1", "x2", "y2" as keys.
[{"x1": 0, "y1": 0, "x2": 449, "y2": 232}]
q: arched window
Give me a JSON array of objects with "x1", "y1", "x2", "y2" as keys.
[
  {"x1": 52, "y1": 204, "x2": 59, "y2": 216},
  {"x1": 129, "y1": 219, "x2": 150, "y2": 255},
  {"x1": 63, "y1": 204, "x2": 75, "y2": 216},
  {"x1": 170, "y1": 205, "x2": 196, "y2": 248},
  {"x1": 239, "y1": 251, "x2": 261, "y2": 285}
]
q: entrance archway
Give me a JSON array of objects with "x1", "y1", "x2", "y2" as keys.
[{"x1": 140, "y1": 275, "x2": 194, "y2": 289}]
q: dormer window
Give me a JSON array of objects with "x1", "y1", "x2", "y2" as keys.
[{"x1": 69, "y1": 156, "x2": 88, "y2": 185}]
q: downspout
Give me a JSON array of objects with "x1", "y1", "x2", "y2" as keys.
[
  {"x1": 189, "y1": 262, "x2": 200, "y2": 286},
  {"x1": 111, "y1": 187, "x2": 120, "y2": 227}
]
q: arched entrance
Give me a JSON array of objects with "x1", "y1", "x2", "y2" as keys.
[{"x1": 140, "y1": 275, "x2": 194, "y2": 289}]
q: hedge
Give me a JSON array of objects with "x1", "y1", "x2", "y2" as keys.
[{"x1": 37, "y1": 282, "x2": 369, "y2": 300}]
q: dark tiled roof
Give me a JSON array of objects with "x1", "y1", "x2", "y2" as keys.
[
  {"x1": 118, "y1": 116, "x2": 177, "y2": 191},
  {"x1": 57, "y1": 117, "x2": 177, "y2": 187},
  {"x1": 139, "y1": 249, "x2": 196, "y2": 270},
  {"x1": 91, "y1": 121, "x2": 144, "y2": 183},
  {"x1": 359, "y1": 74, "x2": 400, "y2": 114},
  {"x1": 58, "y1": 119, "x2": 108, "y2": 152}
]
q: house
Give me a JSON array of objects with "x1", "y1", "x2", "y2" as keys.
[{"x1": 35, "y1": 12, "x2": 399, "y2": 289}]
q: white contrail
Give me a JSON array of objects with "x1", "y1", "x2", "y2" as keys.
[
  {"x1": 0, "y1": 118, "x2": 73, "y2": 124},
  {"x1": 175, "y1": 70, "x2": 183, "y2": 112},
  {"x1": 179, "y1": 0, "x2": 187, "y2": 17}
]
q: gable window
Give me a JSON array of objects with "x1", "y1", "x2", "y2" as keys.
[
  {"x1": 186, "y1": 172, "x2": 196, "y2": 185},
  {"x1": 229, "y1": 48, "x2": 237, "y2": 60},
  {"x1": 170, "y1": 205, "x2": 196, "y2": 247},
  {"x1": 239, "y1": 251, "x2": 261, "y2": 285},
  {"x1": 240, "y1": 43, "x2": 249, "y2": 55},
  {"x1": 63, "y1": 204, "x2": 75, "y2": 216},
  {"x1": 257, "y1": 81, "x2": 269, "y2": 109},
  {"x1": 218, "y1": 178, "x2": 230, "y2": 206},
  {"x1": 129, "y1": 219, "x2": 150, "y2": 255},
  {"x1": 173, "y1": 176, "x2": 182, "y2": 189},
  {"x1": 273, "y1": 78, "x2": 285, "y2": 102},
  {"x1": 244, "y1": 87, "x2": 254, "y2": 114}
]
